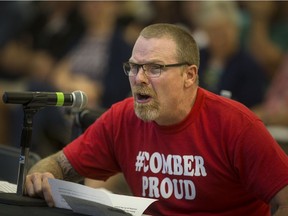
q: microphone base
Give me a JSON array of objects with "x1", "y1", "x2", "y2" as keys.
[{"x1": 0, "y1": 193, "x2": 47, "y2": 206}]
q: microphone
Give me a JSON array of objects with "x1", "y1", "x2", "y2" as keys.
[
  {"x1": 75, "y1": 108, "x2": 105, "y2": 131},
  {"x1": 2, "y1": 90, "x2": 88, "y2": 111}
]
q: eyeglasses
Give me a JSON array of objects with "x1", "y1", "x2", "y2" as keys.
[{"x1": 123, "y1": 62, "x2": 189, "y2": 78}]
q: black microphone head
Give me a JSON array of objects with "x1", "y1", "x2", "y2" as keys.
[
  {"x1": 75, "y1": 108, "x2": 105, "y2": 131},
  {"x1": 71, "y1": 90, "x2": 88, "y2": 112}
]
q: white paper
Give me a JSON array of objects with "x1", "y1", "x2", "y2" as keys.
[
  {"x1": 62, "y1": 194, "x2": 131, "y2": 216},
  {"x1": 0, "y1": 181, "x2": 17, "y2": 193},
  {"x1": 48, "y1": 179, "x2": 156, "y2": 216}
]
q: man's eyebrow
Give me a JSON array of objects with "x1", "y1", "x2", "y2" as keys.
[{"x1": 128, "y1": 60, "x2": 165, "y2": 64}]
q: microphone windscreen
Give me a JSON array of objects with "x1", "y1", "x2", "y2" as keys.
[{"x1": 71, "y1": 90, "x2": 88, "y2": 112}]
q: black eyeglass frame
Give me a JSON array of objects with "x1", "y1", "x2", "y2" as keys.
[{"x1": 123, "y1": 62, "x2": 190, "y2": 78}]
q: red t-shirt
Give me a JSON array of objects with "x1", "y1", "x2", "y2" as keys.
[{"x1": 64, "y1": 87, "x2": 288, "y2": 216}]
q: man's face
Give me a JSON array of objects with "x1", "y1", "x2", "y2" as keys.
[{"x1": 128, "y1": 36, "x2": 187, "y2": 125}]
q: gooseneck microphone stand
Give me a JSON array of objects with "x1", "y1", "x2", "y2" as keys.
[
  {"x1": 0, "y1": 105, "x2": 46, "y2": 206},
  {"x1": 17, "y1": 106, "x2": 38, "y2": 195}
]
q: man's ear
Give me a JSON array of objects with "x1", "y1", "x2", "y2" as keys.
[{"x1": 184, "y1": 65, "x2": 198, "y2": 87}]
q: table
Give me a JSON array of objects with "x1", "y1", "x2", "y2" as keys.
[
  {"x1": 0, "y1": 193, "x2": 131, "y2": 216},
  {"x1": 0, "y1": 202, "x2": 84, "y2": 216},
  {"x1": 0, "y1": 192, "x2": 83, "y2": 216}
]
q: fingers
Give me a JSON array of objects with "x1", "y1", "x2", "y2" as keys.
[{"x1": 25, "y1": 172, "x2": 55, "y2": 207}]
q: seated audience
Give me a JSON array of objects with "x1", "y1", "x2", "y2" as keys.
[{"x1": 196, "y1": 2, "x2": 267, "y2": 108}]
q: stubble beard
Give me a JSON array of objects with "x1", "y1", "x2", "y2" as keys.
[{"x1": 134, "y1": 99, "x2": 160, "y2": 122}]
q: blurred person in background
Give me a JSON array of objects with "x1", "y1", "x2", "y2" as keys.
[
  {"x1": 252, "y1": 55, "x2": 288, "y2": 124},
  {"x1": 239, "y1": 2, "x2": 288, "y2": 146},
  {"x1": 178, "y1": 1, "x2": 209, "y2": 50},
  {"x1": 195, "y1": 1, "x2": 267, "y2": 108},
  {"x1": 39, "y1": 1, "x2": 138, "y2": 194},
  {"x1": 2, "y1": 1, "x2": 135, "y2": 159},
  {"x1": 0, "y1": 1, "x2": 137, "y2": 195},
  {"x1": 0, "y1": 1, "x2": 84, "y2": 92},
  {"x1": 40, "y1": 1, "x2": 134, "y2": 153},
  {"x1": 51, "y1": 1, "x2": 132, "y2": 110},
  {"x1": 240, "y1": 1, "x2": 288, "y2": 80},
  {"x1": 3, "y1": 1, "x2": 85, "y2": 158},
  {"x1": 0, "y1": 1, "x2": 34, "y2": 144},
  {"x1": 252, "y1": 55, "x2": 288, "y2": 147},
  {"x1": 20, "y1": 1, "x2": 84, "y2": 157},
  {"x1": 148, "y1": 1, "x2": 182, "y2": 24},
  {"x1": 24, "y1": 1, "x2": 84, "y2": 82}
]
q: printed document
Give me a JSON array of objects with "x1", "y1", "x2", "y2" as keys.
[
  {"x1": 0, "y1": 181, "x2": 17, "y2": 193},
  {"x1": 48, "y1": 179, "x2": 157, "y2": 216}
]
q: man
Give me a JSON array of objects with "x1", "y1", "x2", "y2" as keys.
[{"x1": 25, "y1": 23, "x2": 288, "y2": 215}]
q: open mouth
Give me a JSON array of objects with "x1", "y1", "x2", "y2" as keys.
[{"x1": 136, "y1": 93, "x2": 152, "y2": 103}]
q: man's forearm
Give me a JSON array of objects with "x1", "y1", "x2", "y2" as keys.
[
  {"x1": 28, "y1": 151, "x2": 64, "y2": 179},
  {"x1": 28, "y1": 150, "x2": 83, "y2": 182}
]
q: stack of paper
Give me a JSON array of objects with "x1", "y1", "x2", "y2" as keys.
[{"x1": 48, "y1": 179, "x2": 157, "y2": 216}]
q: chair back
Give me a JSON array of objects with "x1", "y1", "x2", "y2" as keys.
[{"x1": 0, "y1": 145, "x2": 41, "y2": 184}]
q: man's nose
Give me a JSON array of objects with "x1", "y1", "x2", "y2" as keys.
[{"x1": 134, "y1": 67, "x2": 149, "y2": 84}]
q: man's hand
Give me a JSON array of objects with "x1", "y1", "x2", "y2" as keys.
[
  {"x1": 25, "y1": 172, "x2": 55, "y2": 207},
  {"x1": 24, "y1": 151, "x2": 83, "y2": 207}
]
